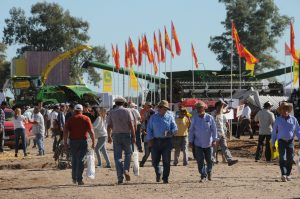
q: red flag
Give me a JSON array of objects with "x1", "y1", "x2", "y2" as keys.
[
  {"x1": 159, "y1": 30, "x2": 166, "y2": 63},
  {"x1": 164, "y1": 26, "x2": 174, "y2": 57},
  {"x1": 232, "y1": 21, "x2": 243, "y2": 57},
  {"x1": 138, "y1": 38, "x2": 143, "y2": 66},
  {"x1": 240, "y1": 44, "x2": 259, "y2": 64},
  {"x1": 153, "y1": 32, "x2": 160, "y2": 62},
  {"x1": 290, "y1": 22, "x2": 299, "y2": 63},
  {"x1": 191, "y1": 43, "x2": 199, "y2": 69},
  {"x1": 143, "y1": 35, "x2": 153, "y2": 63},
  {"x1": 285, "y1": 42, "x2": 291, "y2": 56},
  {"x1": 171, "y1": 21, "x2": 181, "y2": 56},
  {"x1": 111, "y1": 44, "x2": 116, "y2": 59},
  {"x1": 115, "y1": 45, "x2": 120, "y2": 71},
  {"x1": 128, "y1": 37, "x2": 137, "y2": 65},
  {"x1": 151, "y1": 50, "x2": 158, "y2": 75},
  {"x1": 125, "y1": 42, "x2": 129, "y2": 68}
]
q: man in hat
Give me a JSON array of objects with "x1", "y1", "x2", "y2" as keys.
[
  {"x1": 238, "y1": 101, "x2": 253, "y2": 139},
  {"x1": 146, "y1": 100, "x2": 177, "y2": 183},
  {"x1": 129, "y1": 102, "x2": 142, "y2": 152},
  {"x1": 254, "y1": 101, "x2": 275, "y2": 162},
  {"x1": 271, "y1": 101, "x2": 300, "y2": 182},
  {"x1": 189, "y1": 101, "x2": 217, "y2": 182},
  {"x1": 63, "y1": 104, "x2": 95, "y2": 185},
  {"x1": 107, "y1": 96, "x2": 136, "y2": 184},
  {"x1": 211, "y1": 100, "x2": 238, "y2": 166}
]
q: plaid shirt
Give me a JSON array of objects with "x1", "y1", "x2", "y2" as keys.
[{"x1": 0, "y1": 109, "x2": 4, "y2": 128}]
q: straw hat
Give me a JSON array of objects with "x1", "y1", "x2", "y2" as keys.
[
  {"x1": 195, "y1": 101, "x2": 207, "y2": 109},
  {"x1": 114, "y1": 96, "x2": 127, "y2": 103},
  {"x1": 277, "y1": 102, "x2": 293, "y2": 114},
  {"x1": 158, "y1": 100, "x2": 170, "y2": 110}
]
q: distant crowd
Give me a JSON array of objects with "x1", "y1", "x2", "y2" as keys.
[{"x1": 0, "y1": 96, "x2": 299, "y2": 185}]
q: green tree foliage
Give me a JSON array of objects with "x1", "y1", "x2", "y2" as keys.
[
  {"x1": 208, "y1": 0, "x2": 290, "y2": 74},
  {"x1": 2, "y1": 2, "x2": 108, "y2": 85},
  {"x1": 0, "y1": 43, "x2": 10, "y2": 88}
]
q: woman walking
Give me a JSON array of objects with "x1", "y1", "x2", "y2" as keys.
[
  {"x1": 93, "y1": 107, "x2": 111, "y2": 168},
  {"x1": 272, "y1": 102, "x2": 300, "y2": 182},
  {"x1": 12, "y1": 108, "x2": 27, "y2": 157}
]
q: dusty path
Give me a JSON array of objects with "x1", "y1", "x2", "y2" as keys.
[{"x1": 0, "y1": 137, "x2": 299, "y2": 199}]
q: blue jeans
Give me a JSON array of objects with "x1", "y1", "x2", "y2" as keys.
[
  {"x1": 195, "y1": 146, "x2": 213, "y2": 179},
  {"x1": 112, "y1": 133, "x2": 132, "y2": 182},
  {"x1": 70, "y1": 140, "x2": 88, "y2": 182},
  {"x1": 278, "y1": 139, "x2": 294, "y2": 176},
  {"x1": 151, "y1": 138, "x2": 172, "y2": 181},
  {"x1": 135, "y1": 124, "x2": 142, "y2": 150},
  {"x1": 35, "y1": 133, "x2": 44, "y2": 155},
  {"x1": 14, "y1": 128, "x2": 26, "y2": 154},
  {"x1": 95, "y1": 136, "x2": 111, "y2": 167}
]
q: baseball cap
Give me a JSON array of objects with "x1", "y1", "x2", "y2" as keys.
[{"x1": 74, "y1": 104, "x2": 83, "y2": 111}]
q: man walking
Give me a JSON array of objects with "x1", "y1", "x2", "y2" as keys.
[
  {"x1": 238, "y1": 101, "x2": 253, "y2": 139},
  {"x1": 254, "y1": 101, "x2": 275, "y2": 162},
  {"x1": 189, "y1": 101, "x2": 217, "y2": 182},
  {"x1": 107, "y1": 96, "x2": 136, "y2": 184},
  {"x1": 63, "y1": 104, "x2": 95, "y2": 185},
  {"x1": 30, "y1": 107, "x2": 45, "y2": 156},
  {"x1": 146, "y1": 100, "x2": 177, "y2": 184}
]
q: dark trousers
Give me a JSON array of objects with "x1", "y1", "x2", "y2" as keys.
[
  {"x1": 151, "y1": 138, "x2": 172, "y2": 181},
  {"x1": 237, "y1": 119, "x2": 253, "y2": 138},
  {"x1": 140, "y1": 142, "x2": 151, "y2": 166},
  {"x1": 278, "y1": 139, "x2": 294, "y2": 176},
  {"x1": 194, "y1": 146, "x2": 213, "y2": 179},
  {"x1": 255, "y1": 135, "x2": 271, "y2": 161},
  {"x1": 0, "y1": 131, "x2": 3, "y2": 151},
  {"x1": 135, "y1": 124, "x2": 142, "y2": 150},
  {"x1": 14, "y1": 128, "x2": 26, "y2": 155},
  {"x1": 70, "y1": 140, "x2": 88, "y2": 182}
]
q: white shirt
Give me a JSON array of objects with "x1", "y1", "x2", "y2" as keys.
[
  {"x1": 93, "y1": 116, "x2": 107, "y2": 138},
  {"x1": 131, "y1": 108, "x2": 141, "y2": 125},
  {"x1": 241, "y1": 106, "x2": 251, "y2": 119},
  {"x1": 12, "y1": 115, "x2": 26, "y2": 129},
  {"x1": 50, "y1": 111, "x2": 58, "y2": 128},
  {"x1": 32, "y1": 112, "x2": 45, "y2": 136}
]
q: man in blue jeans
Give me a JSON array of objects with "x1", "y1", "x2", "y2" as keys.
[
  {"x1": 63, "y1": 104, "x2": 95, "y2": 185},
  {"x1": 189, "y1": 101, "x2": 217, "y2": 182},
  {"x1": 146, "y1": 100, "x2": 177, "y2": 184},
  {"x1": 107, "y1": 96, "x2": 136, "y2": 184},
  {"x1": 271, "y1": 102, "x2": 300, "y2": 182}
]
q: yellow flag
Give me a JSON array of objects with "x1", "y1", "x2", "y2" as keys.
[
  {"x1": 103, "y1": 70, "x2": 112, "y2": 92},
  {"x1": 129, "y1": 68, "x2": 138, "y2": 91},
  {"x1": 246, "y1": 62, "x2": 255, "y2": 76},
  {"x1": 293, "y1": 50, "x2": 300, "y2": 85}
]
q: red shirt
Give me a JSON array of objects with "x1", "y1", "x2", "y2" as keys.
[{"x1": 65, "y1": 113, "x2": 92, "y2": 140}]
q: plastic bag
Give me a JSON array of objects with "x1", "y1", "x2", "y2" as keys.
[
  {"x1": 132, "y1": 151, "x2": 139, "y2": 176},
  {"x1": 85, "y1": 150, "x2": 96, "y2": 179},
  {"x1": 270, "y1": 140, "x2": 279, "y2": 160}
]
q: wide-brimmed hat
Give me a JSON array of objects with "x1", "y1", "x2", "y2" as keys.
[
  {"x1": 195, "y1": 101, "x2": 207, "y2": 109},
  {"x1": 277, "y1": 102, "x2": 293, "y2": 114},
  {"x1": 114, "y1": 96, "x2": 127, "y2": 103},
  {"x1": 158, "y1": 100, "x2": 170, "y2": 110},
  {"x1": 144, "y1": 102, "x2": 152, "y2": 107}
]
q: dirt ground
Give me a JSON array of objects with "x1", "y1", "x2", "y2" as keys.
[{"x1": 0, "y1": 136, "x2": 300, "y2": 199}]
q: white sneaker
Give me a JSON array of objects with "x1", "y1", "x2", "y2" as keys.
[
  {"x1": 286, "y1": 176, "x2": 292, "y2": 181},
  {"x1": 281, "y1": 175, "x2": 287, "y2": 182}
]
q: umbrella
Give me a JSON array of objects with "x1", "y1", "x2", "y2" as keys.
[{"x1": 181, "y1": 98, "x2": 204, "y2": 107}]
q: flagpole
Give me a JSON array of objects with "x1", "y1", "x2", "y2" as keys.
[
  {"x1": 164, "y1": 47, "x2": 167, "y2": 100},
  {"x1": 284, "y1": 46, "x2": 287, "y2": 95},
  {"x1": 159, "y1": 61, "x2": 161, "y2": 102},
  {"x1": 239, "y1": 56, "x2": 241, "y2": 90},
  {"x1": 150, "y1": 62, "x2": 153, "y2": 104},
  {"x1": 230, "y1": 19, "x2": 234, "y2": 140},
  {"x1": 137, "y1": 65, "x2": 140, "y2": 106},
  {"x1": 128, "y1": 67, "x2": 130, "y2": 102},
  {"x1": 192, "y1": 44, "x2": 195, "y2": 95}
]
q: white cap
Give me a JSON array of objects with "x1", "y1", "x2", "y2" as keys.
[{"x1": 74, "y1": 104, "x2": 83, "y2": 111}]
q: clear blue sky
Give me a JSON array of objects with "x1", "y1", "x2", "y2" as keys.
[{"x1": 1, "y1": 0, "x2": 300, "y2": 94}]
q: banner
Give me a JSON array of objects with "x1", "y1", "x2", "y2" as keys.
[
  {"x1": 103, "y1": 70, "x2": 112, "y2": 92},
  {"x1": 129, "y1": 68, "x2": 138, "y2": 91},
  {"x1": 293, "y1": 50, "x2": 300, "y2": 85}
]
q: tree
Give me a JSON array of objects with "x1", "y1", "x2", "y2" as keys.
[
  {"x1": 208, "y1": 0, "x2": 290, "y2": 74},
  {"x1": 2, "y1": 2, "x2": 108, "y2": 85},
  {"x1": 0, "y1": 43, "x2": 10, "y2": 88}
]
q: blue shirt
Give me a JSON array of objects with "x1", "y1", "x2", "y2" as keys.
[
  {"x1": 271, "y1": 115, "x2": 300, "y2": 145},
  {"x1": 146, "y1": 111, "x2": 178, "y2": 140},
  {"x1": 189, "y1": 113, "x2": 217, "y2": 148}
]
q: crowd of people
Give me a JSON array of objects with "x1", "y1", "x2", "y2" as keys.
[{"x1": 0, "y1": 96, "x2": 300, "y2": 185}]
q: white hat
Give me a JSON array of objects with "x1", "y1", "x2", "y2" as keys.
[
  {"x1": 114, "y1": 96, "x2": 127, "y2": 103},
  {"x1": 74, "y1": 104, "x2": 83, "y2": 111}
]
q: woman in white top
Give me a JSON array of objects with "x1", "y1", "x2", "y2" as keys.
[
  {"x1": 93, "y1": 107, "x2": 111, "y2": 168},
  {"x1": 12, "y1": 108, "x2": 27, "y2": 157}
]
